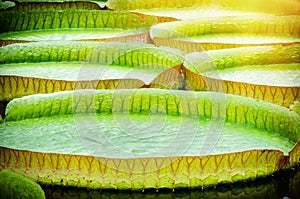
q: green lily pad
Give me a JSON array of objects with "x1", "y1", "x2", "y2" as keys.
[
  {"x1": 0, "y1": 41, "x2": 184, "y2": 69},
  {"x1": 0, "y1": 41, "x2": 184, "y2": 100},
  {"x1": 291, "y1": 101, "x2": 300, "y2": 115},
  {"x1": 128, "y1": 7, "x2": 262, "y2": 21},
  {"x1": 0, "y1": 170, "x2": 45, "y2": 199},
  {"x1": 9, "y1": 0, "x2": 96, "y2": 1},
  {"x1": 177, "y1": 34, "x2": 300, "y2": 45},
  {"x1": 0, "y1": 10, "x2": 156, "y2": 44},
  {"x1": 0, "y1": 28, "x2": 148, "y2": 41},
  {"x1": 150, "y1": 15, "x2": 300, "y2": 52},
  {"x1": 1, "y1": 89, "x2": 299, "y2": 189},
  {"x1": 184, "y1": 44, "x2": 300, "y2": 72},
  {"x1": 5, "y1": 89, "x2": 299, "y2": 141},
  {"x1": 1, "y1": 110, "x2": 295, "y2": 157},
  {"x1": 0, "y1": 10, "x2": 154, "y2": 32},
  {"x1": 203, "y1": 63, "x2": 300, "y2": 87},
  {"x1": 5, "y1": 1, "x2": 103, "y2": 11},
  {"x1": 106, "y1": 0, "x2": 300, "y2": 19},
  {"x1": 182, "y1": 44, "x2": 300, "y2": 107},
  {"x1": 0, "y1": 1, "x2": 15, "y2": 10},
  {"x1": 0, "y1": 62, "x2": 159, "y2": 82}
]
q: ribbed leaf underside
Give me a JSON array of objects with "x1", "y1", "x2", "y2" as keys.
[
  {"x1": 0, "y1": 146, "x2": 289, "y2": 189},
  {"x1": 0, "y1": 42, "x2": 184, "y2": 100},
  {"x1": 6, "y1": 1, "x2": 102, "y2": 11},
  {"x1": 180, "y1": 45, "x2": 300, "y2": 107},
  {"x1": 2, "y1": 89, "x2": 298, "y2": 189},
  {"x1": 0, "y1": 76, "x2": 145, "y2": 101}
]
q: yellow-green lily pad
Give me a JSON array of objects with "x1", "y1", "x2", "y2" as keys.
[
  {"x1": 5, "y1": 1, "x2": 103, "y2": 11},
  {"x1": 203, "y1": 63, "x2": 300, "y2": 87},
  {"x1": 0, "y1": 41, "x2": 184, "y2": 100},
  {"x1": 0, "y1": 89, "x2": 299, "y2": 189},
  {"x1": 106, "y1": 0, "x2": 300, "y2": 19},
  {"x1": 182, "y1": 44, "x2": 300, "y2": 107},
  {"x1": 150, "y1": 15, "x2": 300, "y2": 52},
  {"x1": 0, "y1": 170, "x2": 45, "y2": 199},
  {"x1": 0, "y1": 10, "x2": 156, "y2": 45}
]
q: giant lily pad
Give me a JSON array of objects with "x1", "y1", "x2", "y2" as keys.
[
  {"x1": 0, "y1": 89, "x2": 299, "y2": 189},
  {"x1": 2, "y1": 0, "x2": 107, "y2": 10},
  {"x1": 5, "y1": 1, "x2": 103, "y2": 11},
  {"x1": 182, "y1": 44, "x2": 300, "y2": 108},
  {"x1": 106, "y1": 0, "x2": 300, "y2": 20},
  {"x1": 0, "y1": 170, "x2": 45, "y2": 199},
  {"x1": 0, "y1": 41, "x2": 184, "y2": 100},
  {"x1": 150, "y1": 15, "x2": 300, "y2": 52},
  {"x1": 0, "y1": 10, "x2": 156, "y2": 45}
]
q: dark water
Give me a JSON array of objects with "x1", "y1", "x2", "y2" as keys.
[{"x1": 42, "y1": 165, "x2": 300, "y2": 199}]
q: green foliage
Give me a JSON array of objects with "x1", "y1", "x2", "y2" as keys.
[
  {"x1": 291, "y1": 101, "x2": 300, "y2": 115},
  {"x1": 0, "y1": 41, "x2": 184, "y2": 67},
  {"x1": 184, "y1": 44, "x2": 300, "y2": 73},
  {"x1": 0, "y1": 0, "x2": 299, "y2": 191},
  {"x1": 6, "y1": 1, "x2": 102, "y2": 11},
  {"x1": 151, "y1": 15, "x2": 300, "y2": 38},
  {"x1": 0, "y1": 1, "x2": 15, "y2": 10},
  {"x1": 5, "y1": 89, "x2": 300, "y2": 142},
  {"x1": 106, "y1": 0, "x2": 300, "y2": 15},
  {"x1": 0, "y1": 170, "x2": 45, "y2": 199},
  {"x1": 0, "y1": 10, "x2": 156, "y2": 33},
  {"x1": 106, "y1": 0, "x2": 199, "y2": 10}
]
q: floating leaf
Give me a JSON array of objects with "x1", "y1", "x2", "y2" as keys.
[
  {"x1": 0, "y1": 10, "x2": 156, "y2": 44},
  {"x1": 182, "y1": 44, "x2": 300, "y2": 107},
  {"x1": 0, "y1": 41, "x2": 184, "y2": 100},
  {"x1": 0, "y1": 10, "x2": 154, "y2": 32},
  {"x1": 5, "y1": 89, "x2": 299, "y2": 141},
  {"x1": 0, "y1": 1, "x2": 15, "y2": 10},
  {"x1": 8, "y1": 0, "x2": 101, "y2": 2},
  {"x1": 203, "y1": 64, "x2": 300, "y2": 87},
  {"x1": 184, "y1": 45, "x2": 300, "y2": 72},
  {"x1": 6, "y1": 1, "x2": 102, "y2": 11},
  {"x1": 106, "y1": 0, "x2": 199, "y2": 10},
  {"x1": 291, "y1": 101, "x2": 300, "y2": 115},
  {"x1": 129, "y1": 7, "x2": 265, "y2": 21},
  {"x1": 0, "y1": 75, "x2": 145, "y2": 101},
  {"x1": 0, "y1": 170, "x2": 45, "y2": 199},
  {"x1": 150, "y1": 15, "x2": 300, "y2": 52},
  {"x1": 0, "y1": 29, "x2": 151, "y2": 43},
  {"x1": 106, "y1": 0, "x2": 300, "y2": 13},
  {"x1": 1, "y1": 89, "x2": 299, "y2": 189},
  {"x1": 0, "y1": 41, "x2": 184, "y2": 66},
  {"x1": 106, "y1": 0, "x2": 300, "y2": 19},
  {"x1": 0, "y1": 146, "x2": 290, "y2": 190}
]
